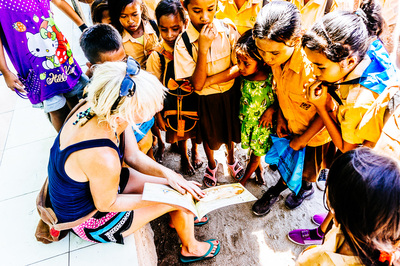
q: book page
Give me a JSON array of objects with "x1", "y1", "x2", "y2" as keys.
[
  {"x1": 195, "y1": 183, "x2": 257, "y2": 219},
  {"x1": 141, "y1": 183, "x2": 199, "y2": 217}
]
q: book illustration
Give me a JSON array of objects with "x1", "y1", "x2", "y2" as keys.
[{"x1": 142, "y1": 183, "x2": 257, "y2": 218}]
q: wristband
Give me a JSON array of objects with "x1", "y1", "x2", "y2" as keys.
[{"x1": 79, "y1": 23, "x2": 88, "y2": 32}]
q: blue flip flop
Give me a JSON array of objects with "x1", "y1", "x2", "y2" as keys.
[
  {"x1": 194, "y1": 214, "x2": 209, "y2": 226},
  {"x1": 179, "y1": 239, "x2": 221, "y2": 263}
]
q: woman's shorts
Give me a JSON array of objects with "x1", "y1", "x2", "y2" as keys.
[{"x1": 72, "y1": 167, "x2": 134, "y2": 244}]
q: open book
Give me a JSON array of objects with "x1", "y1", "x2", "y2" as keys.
[{"x1": 142, "y1": 183, "x2": 257, "y2": 218}]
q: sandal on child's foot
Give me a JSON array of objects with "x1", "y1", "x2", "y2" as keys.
[
  {"x1": 203, "y1": 160, "x2": 219, "y2": 187},
  {"x1": 227, "y1": 160, "x2": 245, "y2": 181}
]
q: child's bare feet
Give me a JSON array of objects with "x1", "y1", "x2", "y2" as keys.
[
  {"x1": 255, "y1": 164, "x2": 265, "y2": 185},
  {"x1": 154, "y1": 143, "x2": 165, "y2": 163},
  {"x1": 181, "y1": 155, "x2": 195, "y2": 176},
  {"x1": 192, "y1": 151, "x2": 203, "y2": 170}
]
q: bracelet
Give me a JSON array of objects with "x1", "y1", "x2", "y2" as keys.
[{"x1": 79, "y1": 23, "x2": 88, "y2": 32}]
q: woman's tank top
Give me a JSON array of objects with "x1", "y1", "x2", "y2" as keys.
[{"x1": 48, "y1": 133, "x2": 122, "y2": 223}]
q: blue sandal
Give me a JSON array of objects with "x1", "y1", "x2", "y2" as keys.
[{"x1": 179, "y1": 239, "x2": 220, "y2": 263}]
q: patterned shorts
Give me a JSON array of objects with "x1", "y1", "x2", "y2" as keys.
[
  {"x1": 72, "y1": 211, "x2": 134, "y2": 244},
  {"x1": 72, "y1": 168, "x2": 133, "y2": 244}
]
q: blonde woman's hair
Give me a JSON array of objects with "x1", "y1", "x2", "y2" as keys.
[{"x1": 86, "y1": 61, "x2": 166, "y2": 130}]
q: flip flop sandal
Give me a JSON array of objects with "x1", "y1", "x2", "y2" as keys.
[
  {"x1": 203, "y1": 161, "x2": 219, "y2": 187},
  {"x1": 179, "y1": 239, "x2": 221, "y2": 263},
  {"x1": 227, "y1": 160, "x2": 245, "y2": 181}
]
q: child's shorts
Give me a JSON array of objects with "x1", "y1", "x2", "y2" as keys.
[{"x1": 33, "y1": 74, "x2": 89, "y2": 113}]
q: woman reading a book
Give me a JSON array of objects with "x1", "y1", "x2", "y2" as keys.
[{"x1": 47, "y1": 59, "x2": 221, "y2": 263}]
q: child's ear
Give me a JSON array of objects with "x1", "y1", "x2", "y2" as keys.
[
  {"x1": 339, "y1": 55, "x2": 358, "y2": 70},
  {"x1": 184, "y1": 18, "x2": 189, "y2": 29},
  {"x1": 287, "y1": 36, "x2": 301, "y2": 48}
]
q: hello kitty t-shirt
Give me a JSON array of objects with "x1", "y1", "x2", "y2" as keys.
[{"x1": 0, "y1": 0, "x2": 82, "y2": 104}]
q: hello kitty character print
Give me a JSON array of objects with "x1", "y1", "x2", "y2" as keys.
[{"x1": 0, "y1": 0, "x2": 82, "y2": 104}]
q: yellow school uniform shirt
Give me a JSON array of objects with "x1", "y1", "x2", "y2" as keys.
[
  {"x1": 215, "y1": 0, "x2": 263, "y2": 35},
  {"x1": 290, "y1": 0, "x2": 352, "y2": 30},
  {"x1": 146, "y1": 40, "x2": 174, "y2": 83},
  {"x1": 272, "y1": 46, "x2": 331, "y2": 147},
  {"x1": 296, "y1": 224, "x2": 362, "y2": 266},
  {"x1": 336, "y1": 57, "x2": 398, "y2": 145},
  {"x1": 143, "y1": 0, "x2": 160, "y2": 20},
  {"x1": 122, "y1": 20, "x2": 161, "y2": 69},
  {"x1": 373, "y1": 96, "x2": 400, "y2": 160},
  {"x1": 174, "y1": 19, "x2": 240, "y2": 96}
]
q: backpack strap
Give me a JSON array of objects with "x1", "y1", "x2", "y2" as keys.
[
  {"x1": 182, "y1": 31, "x2": 193, "y2": 58},
  {"x1": 149, "y1": 19, "x2": 160, "y2": 39},
  {"x1": 36, "y1": 177, "x2": 97, "y2": 232},
  {"x1": 157, "y1": 51, "x2": 166, "y2": 78},
  {"x1": 324, "y1": 0, "x2": 333, "y2": 15}
]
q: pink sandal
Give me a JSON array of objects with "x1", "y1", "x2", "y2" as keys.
[
  {"x1": 203, "y1": 160, "x2": 219, "y2": 187},
  {"x1": 227, "y1": 160, "x2": 245, "y2": 181}
]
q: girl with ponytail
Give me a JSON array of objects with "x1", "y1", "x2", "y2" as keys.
[{"x1": 288, "y1": 0, "x2": 400, "y2": 247}]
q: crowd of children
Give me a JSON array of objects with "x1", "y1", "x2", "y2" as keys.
[{"x1": 2, "y1": 0, "x2": 400, "y2": 264}]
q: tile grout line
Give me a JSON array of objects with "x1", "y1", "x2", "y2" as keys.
[
  {"x1": 0, "y1": 189, "x2": 39, "y2": 203},
  {"x1": 26, "y1": 252, "x2": 70, "y2": 265},
  {"x1": 1, "y1": 135, "x2": 57, "y2": 155},
  {"x1": 0, "y1": 110, "x2": 15, "y2": 165}
]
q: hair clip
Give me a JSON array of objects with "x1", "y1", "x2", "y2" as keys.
[{"x1": 73, "y1": 107, "x2": 92, "y2": 125}]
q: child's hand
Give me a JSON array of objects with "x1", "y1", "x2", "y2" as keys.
[
  {"x1": 198, "y1": 23, "x2": 217, "y2": 54},
  {"x1": 3, "y1": 70, "x2": 26, "y2": 93},
  {"x1": 157, "y1": 117, "x2": 168, "y2": 132},
  {"x1": 289, "y1": 135, "x2": 306, "y2": 151},
  {"x1": 276, "y1": 109, "x2": 289, "y2": 138},
  {"x1": 259, "y1": 106, "x2": 275, "y2": 128},
  {"x1": 155, "y1": 113, "x2": 168, "y2": 131},
  {"x1": 305, "y1": 79, "x2": 328, "y2": 110}
]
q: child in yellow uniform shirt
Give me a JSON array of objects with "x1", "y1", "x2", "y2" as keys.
[
  {"x1": 289, "y1": 0, "x2": 399, "y2": 246},
  {"x1": 215, "y1": 0, "x2": 263, "y2": 35},
  {"x1": 289, "y1": 0, "x2": 353, "y2": 30},
  {"x1": 175, "y1": 0, "x2": 244, "y2": 187},
  {"x1": 109, "y1": 0, "x2": 161, "y2": 68},
  {"x1": 297, "y1": 148, "x2": 400, "y2": 266},
  {"x1": 147, "y1": 0, "x2": 204, "y2": 175},
  {"x1": 251, "y1": 1, "x2": 336, "y2": 216}
]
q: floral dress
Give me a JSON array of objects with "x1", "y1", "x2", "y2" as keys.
[{"x1": 239, "y1": 74, "x2": 275, "y2": 156}]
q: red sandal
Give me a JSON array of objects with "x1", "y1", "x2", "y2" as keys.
[{"x1": 227, "y1": 160, "x2": 245, "y2": 181}]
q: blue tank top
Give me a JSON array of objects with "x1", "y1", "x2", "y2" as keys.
[{"x1": 48, "y1": 133, "x2": 122, "y2": 223}]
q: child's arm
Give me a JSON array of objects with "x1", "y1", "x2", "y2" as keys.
[
  {"x1": 289, "y1": 114, "x2": 325, "y2": 151},
  {"x1": 276, "y1": 107, "x2": 289, "y2": 138},
  {"x1": 51, "y1": 0, "x2": 86, "y2": 29},
  {"x1": 190, "y1": 24, "x2": 217, "y2": 91},
  {"x1": 204, "y1": 65, "x2": 240, "y2": 88},
  {"x1": 0, "y1": 37, "x2": 26, "y2": 93},
  {"x1": 259, "y1": 101, "x2": 278, "y2": 128},
  {"x1": 307, "y1": 83, "x2": 358, "y2": 153}
]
